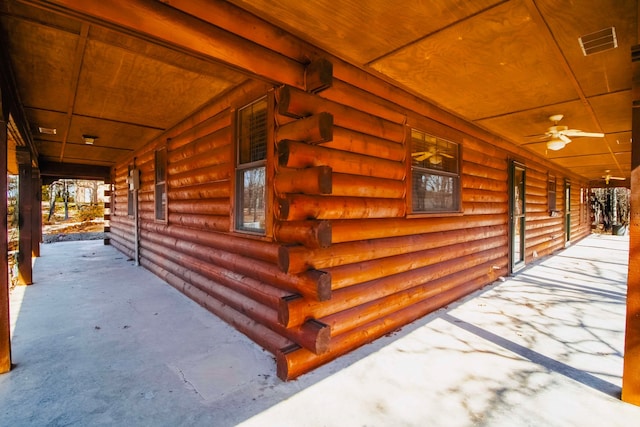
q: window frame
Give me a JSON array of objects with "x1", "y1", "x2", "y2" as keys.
[
  {"x1": 234, "y1": 96, "x2": 269, "y2": 235},
  {"x1": 127, "y1": 164, "x2": 135, "y2": 217},
  {"x1": 408, "y1": 128, "x2": 462, "y2": 215},
  {"x1": 154, "y1": 146, "x2": 168, "y2": 222},
  {"x1": 548, "y1": 174, "x2": 557, "y2": 213}
]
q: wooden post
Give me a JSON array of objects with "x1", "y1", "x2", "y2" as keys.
[
  {"x1": 623, "y1": 44, "x2": 640, "y2": 406},
  {"x1": 17, "y1": 148, "x2": 32, "y2": 285},
  {"x1": 104, "y1": 184, "x2": 111, "y2": 245},
  {"x1": 0, "y1": 107, "x2": 11, "y2": 373},
  {"x1": 31, "y1": 169, "x2": 41, "y2": 257}
]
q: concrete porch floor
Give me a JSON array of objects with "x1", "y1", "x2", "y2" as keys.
[{"x1": 1, "y1": 234, "x2": 639, "y2": 426}]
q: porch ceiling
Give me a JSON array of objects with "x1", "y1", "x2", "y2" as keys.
[{"x1": 0, "y1": 0, "x2": 636, "y2": 185}]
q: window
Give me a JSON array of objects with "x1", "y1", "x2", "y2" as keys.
[
  {"x1": 236, "y1": 97, "x2": 267, "y2": 233},
  {"x1": 154, "y1": 147, "x2": 167, "y2": 221},
  {"x1": 548, "y1": 174, "x2": 557, "y2": 212},
  {"x1": 127, "y1": 164, "x2": 134, "y2": 216},
  {"x1": 410, "y1": 129, "x2": 460, "y2": 213}
]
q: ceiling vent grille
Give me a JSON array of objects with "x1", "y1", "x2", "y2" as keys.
[{"x1": 579, "y1": 27, "x2": 617, "y2": 56}]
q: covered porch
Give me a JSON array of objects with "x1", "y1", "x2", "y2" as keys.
[{"x1": 1, "y1": 233, "x2": 638, "y2": 426}]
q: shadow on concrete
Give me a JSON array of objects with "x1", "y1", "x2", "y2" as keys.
[{"x1": 1, "y1": 234, "x2": 639, "y2": 426}]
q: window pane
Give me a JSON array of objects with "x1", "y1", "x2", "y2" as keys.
[
  {"x1": 412, "y1": 170, "x2": 458, "y2": 212},
  {"x1": 155, "y1": 184, "x2": 166, "y2": 221},
  {"x1": 411, "y1": 129, "x2": 458, "y2": 174},
  {"x1": 155, "y1": 148, "x2": 167, "y2": 183},
  {"x1": 238, "y1": 98, "x2": 267, "y2": 164},
  {"x1": 237, "y1": 166, "x2": 265, "y2": 232}
]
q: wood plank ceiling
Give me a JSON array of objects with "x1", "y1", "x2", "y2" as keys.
[{"x1": 0, "y1": 0, "x2": 636, "y2": 185}]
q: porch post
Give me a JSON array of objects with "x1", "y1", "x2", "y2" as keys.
[
  {"x1": 32, "y1": 169, "x2": 41, "y2": 258},
  {"x1": 17, "y1": 148, "x2": 32, "y2": 286},
  {"x1": 0, "y1": 99, "x2": 11, "y2": 373},
  {"x1": 622, "y1": 44, "x2": 640, "y2": 405}
]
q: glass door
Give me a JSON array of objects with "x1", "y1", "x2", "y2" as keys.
[
  {"x1": 510, "y1": 162, "x2": 526, "y2": 272},
  {"x1": 565, "y1": 179, "x2": 571, "y2": 243}
]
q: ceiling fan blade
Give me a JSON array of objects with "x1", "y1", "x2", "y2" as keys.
[
  {"x1": 439, "y1": 152, "x2": 454, "y2": 158},
  {"x1": 610, "y1": 177, "x2": 626, "y2": 180},
  {"x1": 559, "y1": 134, "x2": 572, "y2": 143},
  {"x1": 563, "y1": 130, "x2": 604, "y2": 138},
  {"x1": 524, "y1": 133, "x2": 551, "y2": 140},
  {"x1": 414, "y1": 153, "x2": 432, "y2": 162}
]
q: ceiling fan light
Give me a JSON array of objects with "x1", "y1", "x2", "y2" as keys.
[{"x1": 547, "y1": 138, "x2": 566, "y2": 151}]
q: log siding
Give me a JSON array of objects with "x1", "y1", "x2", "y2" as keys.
[{"x1": 110, "y1": 63, "x2": 591, "y2": 380}]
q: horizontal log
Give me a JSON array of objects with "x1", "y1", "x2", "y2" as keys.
[
  {"x1": 277, "y1": 86, "x2": 405, "y2": 143},
  {"x1": 276, "y1": 273, "x2": 492, "y2": 380},
  {"x1": 167, "y1": 213, "x2": 230, "y2": 232},
  {"x1": 279, "y1": 140, "x2": 405, "y2": 180},
  {"x1": 461, "y1": 202, "x2": 507, "y2": 215},
  {"x1": 320, "y1": 79, "x2": 407, "y2": 125},
  {"x1": 109, "y1": 214, "x2": 134, "y2": 227},
  {"x1": 274, "y1": 220, "x2": 332, "y2": 249},
  {"x1": 326, "y1": 236, "x2": 505, "y2": 290},
  {"x1": 461, "y1": 175, "x2": 507, "y2": 193},
  {"x1": 140, "y1": 223, "x2": 331, "y2": 300},
  {"x1": 462, "y1": 146, "x2": 507, "y2": 171},
  {"x1": 168, "y1": 180, "x2": 230, "y2": 200},
  {"x1": 280, "y1": 247, "x2": 505, "y2": 327},
  {"x1": 107, "y1": 226, "x2": 135, "y2": 245},
  {"x1": 109, "y1": 237, "x2": 134, "y2": 259},
  {"x1": 330, "y1": 215, "x2": 505, "y2": 244},
  {"x1": 140, "y1": 232, "x2": 291, "y2": 308},
  {"x1": 279, "y1": 225, "x2": 506, "y2": 274},
  {"x1": 462, "y1": 188, "x2": 508, "y2": 204},
  {"x1": 274, "y1": 166, "x2": 332, "y2": 195},
  {"x1": 168, "y1": 113, "x2": 231, "y2": 153},
  {"x1": 168, "y1": 198, "x2": 230, "y2": 216},
  {"x1": 141, "y1": 221, "x2": 279, "y2": 264},
  {"x1": 167, "y1": 163, "x2": 231, "y2": 187},
  {"x1": 168, "y1": 144, "x2": 231, "y2": 175},
  {"x1": 276, "y1": 113, "x2": 333, "y2": 144},
  {"x1": 50, "y1": 0, "x2": 306, "y2": 88},
  {"x1": 462, "y1": 161, "x2": 508, "y2": 181},
  {"x1": 278, "y1": 194, "x2": 406, "y2": 221},
  {"x1": 141, "y1": 246, "x2": 330, "y2": 353},
  {"x1": 141, "y1": 257, "x2": 293, "y2": 356},
  {"x1": 325, "y1": 126, "x2": 405, "y2": 162},
  {"x1": 324, "y1": 259, "x2": 506, "y2": 336},
  {"x1": 331, "y1": 173, "x2": 405, "y2": 199}
]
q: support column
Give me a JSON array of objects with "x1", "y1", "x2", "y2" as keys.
[
  {"x1": 0, "y1": 106, "x2": 11, "y2": 373},
  {"x1": 32, "y1": 169, "x2": 41, "y2": 258},
  {"x1": 17, "y1": 148, "x2": 33, "y2": 286},
  {"x1": 623, "y1": 44, "x2": 640, "y2": 405},
  {"x1": 104, "y1": 183, "x2": 111, "y2": 245}
]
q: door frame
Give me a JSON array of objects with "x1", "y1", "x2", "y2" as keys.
[
  {"x1": 565, "y1": 179, "x2": 571, "y2": 244},
  {"x1": 509, "y1": 160, "x2": 526, "y2": 273}
]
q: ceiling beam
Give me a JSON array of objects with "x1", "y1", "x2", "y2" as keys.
[
  {"x1": 523, "y1": 0, "x2": 623, "y2": 176},
  {"x1": 22, "y1": 0, "x2": 306, "y2": 89},
  {"x1": 39, "y1": 160, "x2": 111, "y2": 183},
  {"x1": 59, "y1": 21, "x2": 88, "y2": 162}
]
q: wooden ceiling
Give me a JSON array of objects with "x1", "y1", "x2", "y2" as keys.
[{"x1": 0, "y1": 0, "x2": 636, "y2": 185}]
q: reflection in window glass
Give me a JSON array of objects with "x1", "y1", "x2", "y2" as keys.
[
  {"x1": 410, "y1": 129, "x2": 460, "y2": 213},
  {"x1": 236, "y1": 97, "x2": 267, "y2": 233}
]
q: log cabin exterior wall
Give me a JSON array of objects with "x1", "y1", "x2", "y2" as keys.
[{"x1": 109, "y1": 60, "x2": 592, "y2": 380}]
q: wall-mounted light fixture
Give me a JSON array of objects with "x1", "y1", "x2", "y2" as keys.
[
  {"x1": 82, "y1": 135, "x2": 98, "y2": 145},
  {"x1": 38, "y1": 127, "x2": 57, "y2": 135}
]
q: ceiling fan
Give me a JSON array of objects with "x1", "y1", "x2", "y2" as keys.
[
  {"x1": 412, "y1": 149, "x2": 453, "y2": 164},
  {"x1": 602, "y1": 170, "x2": 625, "y2": 185},
  {"x1": 529, "y1": 114, "x2": 605, "y2": 151}
]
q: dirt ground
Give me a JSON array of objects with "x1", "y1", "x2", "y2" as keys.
[{"x1": 42, "y1": 219, "x2": 105, "y2": 243}]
